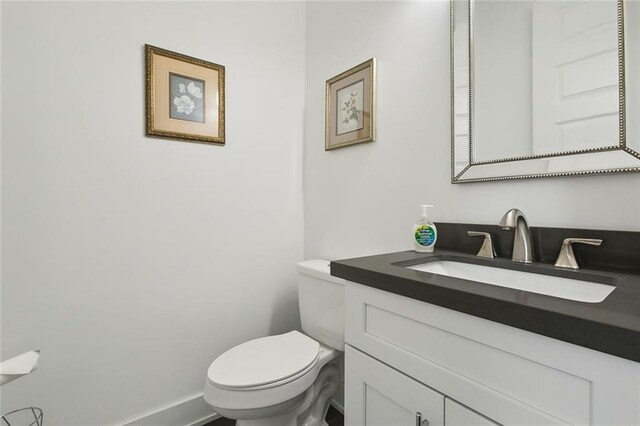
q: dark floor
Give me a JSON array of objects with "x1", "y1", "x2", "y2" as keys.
[{"x1": 206, "y1": 405, "x2": 344, "y2": 426}]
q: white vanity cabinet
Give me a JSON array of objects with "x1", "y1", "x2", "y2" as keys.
[
  {"x1": 445, "y1": 398, "x2": 499, "y2": 426},
  {"x1": 346, "y1": 345, "x2": 498, "y2": 426},
  {"x1": 344, "y1": 281, "x2": 640, "y2": 426},
  {"x1": 345, "y1": 345, "x2": 444, "y2": 426}
]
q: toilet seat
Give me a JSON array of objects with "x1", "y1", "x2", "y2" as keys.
[
  {"x1": 204, "y1": 340, "x2": 338, "y2": 413},
  {"x1": 208, "y1": 331, "x2": 320, "y2": 390}
]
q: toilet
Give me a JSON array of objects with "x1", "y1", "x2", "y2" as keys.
[{"x1": 204, "y1": 260, "x2": 345, "y2": 426}]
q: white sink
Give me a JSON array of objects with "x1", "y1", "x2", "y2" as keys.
[{"x1": 408, "y1": 261, "x2": 615, "y2": 303}]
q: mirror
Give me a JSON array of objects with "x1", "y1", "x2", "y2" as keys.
[{"x1": 452, "y1": 0, "x2": 640, "y2": 183}]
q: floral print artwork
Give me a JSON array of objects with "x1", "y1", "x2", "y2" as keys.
[
  {"x1": 169, "y1": 73, "x2": 205, "y2": 123},
  {"x1": 336, "y1": 80, "x2": 364, "y2": 135},
  {"x1": 174, "y1": 95, "x2": 195, "y2": 115},
  {"x1": 342, "y1": 93, "x2": 359, "y2": 124}
]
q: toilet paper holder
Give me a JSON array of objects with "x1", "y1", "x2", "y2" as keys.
[{"x1": 0, "y1": 349, "x2": 41, "y2": 386}]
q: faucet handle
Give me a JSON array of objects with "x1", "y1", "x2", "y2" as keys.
[
  {"x1": 467, "y1": 231, "x2": 496, "y2": 259},
  {"x1": 554, "y1": 238, "x2": 602, "y2": 270}
]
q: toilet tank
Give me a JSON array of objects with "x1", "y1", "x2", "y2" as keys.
[{"x1": 297, "y1": 260, "x2": 345, "y2": 351}]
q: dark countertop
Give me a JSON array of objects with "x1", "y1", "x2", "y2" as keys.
[{"x1": 332, "y1": 249, "x2": 640, "y2": 363}]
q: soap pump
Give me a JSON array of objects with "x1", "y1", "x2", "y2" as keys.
[{"x1": 413, "y1": 205, "x2": 437, "y2": 253}]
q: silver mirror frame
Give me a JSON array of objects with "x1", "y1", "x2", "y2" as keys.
[{"x1": 451, "y1": 0, "x2": 640, "y2": 183}]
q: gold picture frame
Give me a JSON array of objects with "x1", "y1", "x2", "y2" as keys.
[
  {"x1": 325, "y1": 58, "x2": 376, "y2": 150},
  {"x1": 145, "y1": 44, "x2": 225, "y2": 145}
]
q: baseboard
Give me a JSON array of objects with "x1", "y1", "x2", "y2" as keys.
[
  {"x1": 120, "y1": 380, "x2": 342, "y2": 425},
  {"x1": 122, "y1": 393, "x2": 219, "y2": 426},
  {"x1": 330, "y1": 398, "x2": 344, "y2": 414},
  {"x1": 330, "y1": 380, "x2": 345, "y2": 414}
]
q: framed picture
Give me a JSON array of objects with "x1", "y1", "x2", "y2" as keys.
[
  {"x1": 145, "y1": 44, "x2": 225, "y2": 145},
  {"x1": 325, "y1": 58, "x2": 376, "y2": 150}
]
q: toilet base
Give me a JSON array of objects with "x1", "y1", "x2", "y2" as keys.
[
  {"x1": 229, "y1": 363, "x2": 339, "y2": 426},
  {"x1": 213, "y1": 394, "x2": 306, "y2": 422},
  {"x1": 238, "y1": 418, "x2": 329, "y2": 426}
]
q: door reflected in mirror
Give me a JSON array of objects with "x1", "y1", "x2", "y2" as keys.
[{"x1": 451, "y1": 0, "x2": 640, "y2": 182}]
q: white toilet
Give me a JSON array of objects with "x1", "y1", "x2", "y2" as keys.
[{"x1": 204, "y1": 260, "x2": 345, "y2": 426}]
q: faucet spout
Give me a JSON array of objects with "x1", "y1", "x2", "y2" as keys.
[{"x1": 499, "y1": 208, "x2": 534, "y2": 263}]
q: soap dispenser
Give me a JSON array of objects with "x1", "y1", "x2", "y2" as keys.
[{"x1": 413, "y1": 205, "x2": 437, "y2": 253}]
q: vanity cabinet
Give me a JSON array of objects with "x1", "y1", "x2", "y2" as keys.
[
  {"x1": 445, "y1": 399, "x2": 498, "y2": 426},
  {"x1": 345, "y1": 345, "x2": 444, "y2": 426},
  {"x1": 346, "y1": 345, "x2": 498, "y2": 426},
  {"x1": 344, "y1": 281, "x2": 640, "y2": 426}
]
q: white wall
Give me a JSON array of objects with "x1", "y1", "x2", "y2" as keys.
[
  {"x1": 304, "y1": 1, "x2": 640, "y2": 262},
  {"x1": 0, "y1": 0, "x2": 3, "y2": 395},
  {"x1": 1, "y1": 2, "x2": 305, "y2": 425},
  {"x1": 3, "y1": 1, "x2": 640, "y2": 424}
]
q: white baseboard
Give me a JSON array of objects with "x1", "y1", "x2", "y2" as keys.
[
  {"x1": 122, "y1": 393, "x2": 219, "y2": 426},
  {"x1": 330, "y1": 380, "x2": 345, "y2": 414},
  {"x1": 120, "y1": 382, "x2": 343, "y2": 426},
  {"x1": 330, "y1": 398, "x2": 344, "y2": 414}
]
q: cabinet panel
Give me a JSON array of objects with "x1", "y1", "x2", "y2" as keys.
[
  {"x1": 363, "y1": 303, "x2": 588, "y2": 424},
  {"x1": 346, "y1": 281, "x2": 640, "y2": 425},
  {"x1": 346, "y1": 284, "x2": 574, "y2": 424},
  {"x1": 345, "y1": 345, "x2": 444, "y2": 426},
  {"x1": 445, "y1": 398, "x2": 499, "y2": 426}
]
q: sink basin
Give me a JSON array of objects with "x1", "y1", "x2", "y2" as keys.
[{"x1": 408, "y1": 261, "x2": 615, "y2": 303}]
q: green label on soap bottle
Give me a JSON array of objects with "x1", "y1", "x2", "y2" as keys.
[{"x1": 415, "y1": 225, "x2": 436, "y2": 247}]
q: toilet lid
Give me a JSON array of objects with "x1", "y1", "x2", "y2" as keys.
[{"x1": 208, "y1": 331, "x2": 320, "y2": 389}]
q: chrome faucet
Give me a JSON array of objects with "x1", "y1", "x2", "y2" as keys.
[{"x1": 499, "y1": 208, "x2": 534, "y2": 263}]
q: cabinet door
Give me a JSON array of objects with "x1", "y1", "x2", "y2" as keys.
[
  {"x1": 445, "y1": 398, "x2": 499, "y2": 426},
  {"x1": 345, "y1": 345, "x2": 444, "y2": 426}
]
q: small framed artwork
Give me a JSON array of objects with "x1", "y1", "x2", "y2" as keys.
[
  {"x1": 325, "y1": 58, "x2": 376, "y2": 150},
  {"x1": 145, "y1": 44, "x2": 225, "y2": 145}
]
